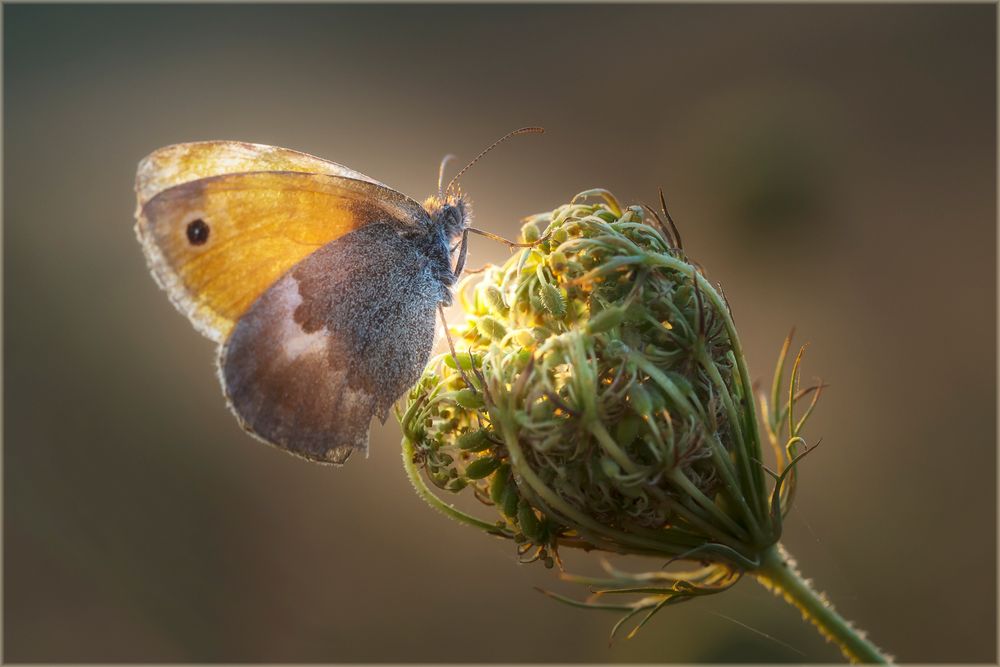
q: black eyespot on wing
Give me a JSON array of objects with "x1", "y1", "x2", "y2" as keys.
[{"x1": 186, "y1": 218, "x2": 210, "y2": 245}]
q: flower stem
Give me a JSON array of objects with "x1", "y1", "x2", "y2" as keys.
[{"x1": 754, "y1": 543, "x2": 892, "y2": 664}]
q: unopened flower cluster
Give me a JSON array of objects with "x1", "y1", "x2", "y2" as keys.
[{"x1": 399, "y1": 190, "x2": 816, "y2": 633}]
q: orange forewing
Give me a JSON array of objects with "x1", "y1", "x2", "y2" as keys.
[{"x1": 136, "y1": 170, "x2": 429, "y2": 342}]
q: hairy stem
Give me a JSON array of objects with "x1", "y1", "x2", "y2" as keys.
[{"x1": 754, "y1": 543, "x2": 892, "y2": 664}]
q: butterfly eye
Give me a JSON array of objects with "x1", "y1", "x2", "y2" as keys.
[{"x1": 186, "y1": 218, "x2": 210, "y2": 245}]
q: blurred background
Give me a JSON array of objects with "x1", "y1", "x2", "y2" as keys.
[{"x1": 4, "y1": 4, "x2": 996, "y2": 663}]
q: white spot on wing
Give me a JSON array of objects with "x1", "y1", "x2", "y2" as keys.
[{"x1": 272, "y1": 275, "x2": 327, "y2": 361}]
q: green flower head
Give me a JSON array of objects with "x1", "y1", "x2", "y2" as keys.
[{"x1": 399, "y1": 189, "x2": 823, "y2": 639}]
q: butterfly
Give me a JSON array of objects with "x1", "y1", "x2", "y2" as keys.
[{"x1": 134, "y1": 129, "x2": 541, "y2": 465}]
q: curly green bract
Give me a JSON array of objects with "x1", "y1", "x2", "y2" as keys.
[{"x1": 398, "y1": 190, "x2": 821, "y2": 639}]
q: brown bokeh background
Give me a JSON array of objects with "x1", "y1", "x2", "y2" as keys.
[{"x1": 4, "y1": 4, "x2": 996, "y2": 663}]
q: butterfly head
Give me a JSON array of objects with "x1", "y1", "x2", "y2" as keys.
[
  {"x1": 423, "y1": 127, "x2": 543, "y2": 243},
  {"x1": 424, "y1": 193, "x2": 471, "y2": 241}
]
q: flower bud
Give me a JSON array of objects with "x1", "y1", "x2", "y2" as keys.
[
  {"x1": 520, "y1": 221, "x2": 540, "y2": 243},
  {"x1": 482, "y1": 285, "x2": 509, "y2": 316},
  {"x1": 400, "y1": 190, "x2": 824, "y2": 640}
]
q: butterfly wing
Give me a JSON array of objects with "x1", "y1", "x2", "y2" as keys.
[
  {"x1": 136, "y1": 166, "x2": 431, "y2": 342},
  {"x1": 219, "y1": 222, "x2": 447, "y2": 464},
  {"x1": 135, "y1": 140, "x2": 394, "y2": 208}
]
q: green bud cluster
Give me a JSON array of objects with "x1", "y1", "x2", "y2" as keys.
[{"x1": 399, "y1": 190, "x2": 822, "y2": 637}]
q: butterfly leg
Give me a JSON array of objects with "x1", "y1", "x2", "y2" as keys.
[
  {"x1": 437, "y1": 303, "x2": 477, "y2": 393},
  {"x1": 466, "y1": 227, "x2": 550, "y2": 248},
  {"x1": 453, "y1": 227, "x2": 548, "y2": 278},
  {"x1": 452, "y1": 228, "x2": 470, "y2": 278},
  {"x1": 461, "y1": 262, "x2": 494, "y2": 275}
]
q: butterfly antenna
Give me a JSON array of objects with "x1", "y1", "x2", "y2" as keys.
[
  {"x1": 445, "y1": 127, "x2": 544, "y2": 197},
  {"x1": 437, "y1": 153, "x2": 457, "y2": 198}
]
